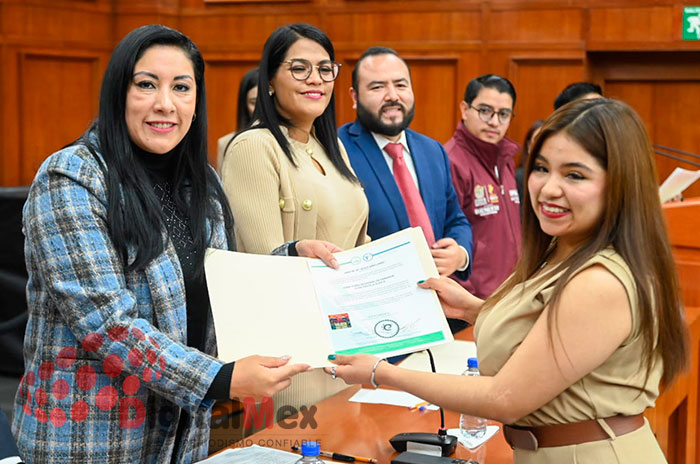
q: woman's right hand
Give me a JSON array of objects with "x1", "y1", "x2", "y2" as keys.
[
  {"x1": 229, "y1": 355, "x2": 310, "y2": 401},
  {"x1": 419, "y1": 277, "x2": 484, "y2": 324}
]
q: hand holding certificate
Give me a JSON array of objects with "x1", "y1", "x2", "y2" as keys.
[{"x1": 205, "y1": 228, "x2": 453, "y2": 367}]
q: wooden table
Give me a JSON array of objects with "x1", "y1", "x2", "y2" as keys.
[{"x1": 221, "y1": 327, "x2": 515, "y2": 464}]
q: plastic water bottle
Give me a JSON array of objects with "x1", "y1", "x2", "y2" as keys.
[
  {"x1": 459, "y1": 357, "x2": 487, "y2": 439},
  {"x1": 294, "y1": 441, "x2": 324, "y2": 464}
]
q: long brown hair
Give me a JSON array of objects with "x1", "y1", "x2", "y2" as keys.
[{"x1": 486, "y1": 98, "x2": 688, "y2": 387}]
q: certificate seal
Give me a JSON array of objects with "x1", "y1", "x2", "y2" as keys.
[{"x1": 374, "y1": 320, "x2": 399, "y2": 338}]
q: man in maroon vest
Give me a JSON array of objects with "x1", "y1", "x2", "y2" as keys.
[{"x1": 444, "y1": 74, "x2": 521, "y2": 299}]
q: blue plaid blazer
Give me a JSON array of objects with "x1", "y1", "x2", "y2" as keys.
[{"x1": 13, "y1": 143, "x2": 229, "y2": 463}]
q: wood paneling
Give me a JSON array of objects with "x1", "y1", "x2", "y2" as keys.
[
  {"x1": 18, "y1": 52, "x2": 101, "y2": 184},
  {"x1": 405, "y1": 58, "x2": 459, "y2": 144},
  {"x1": 507, "y1": 56, "x2": 585, "y2": 156},
  {"x1": 489, "y1": 9, "x2": 582, "y2": 44},
  {"x1": 205, "y1": 59, "x2": 260, "y2": 165},
  {"x1": 183, "y1": 14, "x2": 321, "y2": 49},
  {"x1": 589, "y1": 7, "x2": 675, "y2": 46},
  {"x1": 0, "y1": 0, "x2": 112, "y2": 48},
  {"x1": 325, "y1": 11, "x2": 482, "y2": 45}
]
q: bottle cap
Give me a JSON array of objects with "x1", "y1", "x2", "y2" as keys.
[
  {"x1": 301, "y1": 441, "x2": 320, "y2": 456},
  {"x1": 467, "y1": 357, "x2": 478, "y2": 368}
]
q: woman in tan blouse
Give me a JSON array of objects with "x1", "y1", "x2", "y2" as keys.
[
  {"x1": 221, "y1": 23, "x2": 369, "y2": 255},
  {"x1": 327, "y1": 99, "x2": 689, "y2": 462}
]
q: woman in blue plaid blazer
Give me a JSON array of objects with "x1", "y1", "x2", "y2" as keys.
[{"x1": 12, "y1": 25, "x2": 326, "y2": 463}]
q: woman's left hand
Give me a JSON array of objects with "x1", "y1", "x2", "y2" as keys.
[
  {"x1": 295, "y1": 240, "x2": 342, "y2": 269},
  {"x1": 324, "y1": 354, "x2": 385, "y2": 385}
]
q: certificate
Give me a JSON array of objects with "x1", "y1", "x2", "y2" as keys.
[{"x1": 204, "y1": 228, "x2": 453, "y2": 367}]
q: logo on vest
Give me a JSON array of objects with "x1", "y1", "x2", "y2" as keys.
[
  {"x1": 488, "y1": 184, "x2": 499, "y2": 204},
  {"x1": 473, "y1": 184, "x2": 500, "y2": 216},
  {"x1": 474, "y1": 185, "x2": 487, "y2": 207},
  {"x1": 509, "y1": 189, "x2": 520, "y2": 204}
]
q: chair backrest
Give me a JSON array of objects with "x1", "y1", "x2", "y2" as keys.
[{"x1": 0, "y1": 186, "x2": 30, "y2": 376}]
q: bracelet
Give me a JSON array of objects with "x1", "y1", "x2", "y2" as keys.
[{"x1": 370, "y1": 358, "x2": 387, "y2": 388}]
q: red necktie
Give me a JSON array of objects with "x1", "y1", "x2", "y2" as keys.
[{"x1": 384, "y1": 142, "x2": 436, "y2": 245}]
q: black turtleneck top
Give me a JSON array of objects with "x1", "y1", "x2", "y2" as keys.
[{"x1": 132, "y1": 144, "x2": 232, "y2": 401}]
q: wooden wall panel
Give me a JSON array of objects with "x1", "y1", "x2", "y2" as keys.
[
  {"x1": 18, "y1": 52, "x2": 101, "y2": 184},
  {"x1": 489, "y1": 9, "x2": 582, "y2": 44},
  {"x1": 334, "y1": 56, "x2": 358, "y2": 127},
  {"x1": 205, "y1": 59, "x2": 261, "y2": 165},
  {"x1": 588, "y1": 7, "x2": 675, "y2": 47},
  {"x1": 183, "y1": 14, "x2": 321, "y2": 50},
  {"x1": 325, "y1": 11, "x2": 482, "y2": 46},
  {"x1": 507, "y1": 56, "x2": 585, "y2": 159},
  {"x1": 0, "y1": 1, "x2": 112, "y2": 49},
  {"x1": 404, "y1": 58, "x2": 459, "y2": 144},
  {"x1": 0, "y1": 0, "x2": 111, "y2": 185}
]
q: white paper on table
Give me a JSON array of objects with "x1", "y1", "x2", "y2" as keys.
[
  {"x1": 659, "y1": 167, "x2": 700, "y2": 202},
  {"x1": 447, "y1": 426, "x2": 500, "y2": 450},
  {"x1": 205, "y1": 228, "x2": 453, "y2": 367},
  {"x1": 195, "y1": 445, "x2": 329, "y2": 463},
  {"x1": 399, "y1": 340, "x2": 477, "y2": 375},
  {"x1": 348, "y1": 388, "x2": 439, "y2": 410}
]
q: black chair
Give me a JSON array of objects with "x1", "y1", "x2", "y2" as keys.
[
  {"x1": 0, "y1": 187, "x2": 29, "y2": 420},
  {"x1": 0, "y1": 410, "x2": 22, "y2": 461}
]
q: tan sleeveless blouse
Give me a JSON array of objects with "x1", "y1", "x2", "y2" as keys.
[{"x1": 474, "y1": 249, "x2": 666, "y2": 462}]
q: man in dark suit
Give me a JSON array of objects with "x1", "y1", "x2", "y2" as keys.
[{"x1": 339, "y1": 47, "x2": 473, "y2": 332}]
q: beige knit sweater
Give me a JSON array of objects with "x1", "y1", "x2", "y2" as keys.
[
  {"x1": 220, "y1": 126, "x2": 370, "y2": 420},
  {"x1": 221, "y1": 126, "x2": 369, "y2": 253}
]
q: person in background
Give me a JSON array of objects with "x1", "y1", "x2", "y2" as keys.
[
  {"x1": 222, "y1": 23, "x2": 369, "y2": 255},
  {"x1": 216, "y1": 67, "x2": 259, "y2": 172},
  {"x1": 12, "y1": 25, "x2": 335, "y2": 464},
  {"x1": 328, "y1": 99, "x2": 688, "y2": 463},
  {"x1": 444, "y1": 74, "x2": 521, "y2": 299},
  {"x1": 553, "y1": 81, "x2": 603, "y2": 110},
  {"x1": 338, "y1": 46, "x2": 472, "y2": 333},
  {"x1": 515, "y1": 120, "x2": 544, "y2": 215}
]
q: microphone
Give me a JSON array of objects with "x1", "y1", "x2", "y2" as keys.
[{"x1": 388, "y1": 349, "x2": 458, "y2": 457}]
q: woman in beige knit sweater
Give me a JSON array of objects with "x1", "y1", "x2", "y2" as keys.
[
  {"x1": 221, "y1": 23, "x2": 369, "y2": 255},
  {"x1": 220, "y1": 23, "x2": 369, "y2": 425}
]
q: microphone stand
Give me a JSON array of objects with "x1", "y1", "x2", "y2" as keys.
[
  {"x1": 654, "y1": 144, "x2": 700, "y2": 168},
  {"x1": 388, "y1": 349, "x2": 458, "y2": 457}
]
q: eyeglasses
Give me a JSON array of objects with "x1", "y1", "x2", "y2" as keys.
[
  {"x1": 469, "y1": 104, "x2": 514, "y2": 124},
  {"x1": 284, "y1": 59, "x2": 341, "y2": 82}
]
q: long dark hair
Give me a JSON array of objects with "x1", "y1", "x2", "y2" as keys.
[
  {"x1": 486, "y1": 98, "x2": 688, "y2": 388},
  {"x1": 248, "y1": 23, "x2": 356, "y2": 181},
  {"x1": 81, "y1": 24, "x2": 234, "y2": 273},
  {"x1": 236, "y1": 67, "x2": 259, "y2": 132}
]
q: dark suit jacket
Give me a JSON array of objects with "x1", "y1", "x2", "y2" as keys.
[{"x1": 339, "y1": 120, "x2": 473, "y2": 279}]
